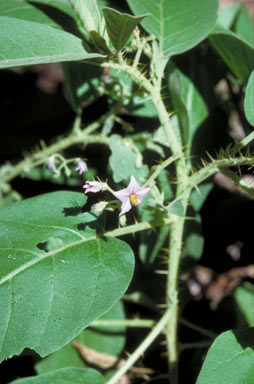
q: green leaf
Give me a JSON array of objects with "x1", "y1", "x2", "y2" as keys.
[
  {"x1": 244, "y1": 70, "x2": 254, "y2": 126},
  {"x1": 35, "y1": 300, "x2": 126, "y2": 373},
  {"x1": 209, "y1": 25, "x2": 254, "y2": 83},
  {"x1": 62, "y1": 62, "x2": 101, "y2": 112},
  {"x1": 196, "y1": 328, "x2": 254, "y2": 384},
  {"x1": 166, "y1": 198, "x2": 185, "y2": 217},
  {"x1": 0, "y1": 16, "x2": 105, "y2": 70},
  {"x1": 217, "y1": 4, "x2": 240, "y2": 29},
  {"x1": 102, "y1": 7, "x2": 148, "y2": 51},
  {"x1": 0, "y1": 191, "x2": 134, "y2": 362},
  {"x1": 235, "y1": 5, "x2": 254, "y2": 46},
  {"x1": 130, "y1": 96, "x2": 157, "y2": 118},
  {"x1": 190, "y1": 183, "x2": 213, "y2": 212},
  {"x1": 182, "y1": 214, "x2": 204, "y2": 262},
  {"x1": 234, "y1": 283, "x2": 254, "y2": 326},
  {"x1": 11, "y1": 367, "x2": 104, "y2": 384},
  {"x1": 127, "y1": 0, "x2": 219, "y2": 56},
  {"x1": 109, "y1": 134, "x2": 148, "y2": 183},
  {"x1": 0, "y1": 0, "x2": 78, "y2": 31}
]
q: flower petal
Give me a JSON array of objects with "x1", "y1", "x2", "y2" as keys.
[
  {"x1": 136, "y1": 187, "x2": 150, "y2": 203},
  {"x1": 127, "y1": 176, "x2": 141, "y2": 194},
  {"x1": 113, "y1": 188, "x2": 130, "y2": 203},
  {"x1": 83, "y1": 181, "x2": 102, "y2": 193},
  {"x1": 119, "y1": 198, "x2": 132, "y2": 216}
]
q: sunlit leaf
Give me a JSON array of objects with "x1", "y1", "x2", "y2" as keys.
[
  {"x1": 0, "y1": 17, "x2": 105, "y2": 69},
  {"x1": 11, "y1": 367, "x2": 104, "y2": 384},
  {"x1": 127, "y1": 0, "x2": 219, "y2": 55},
  {"x1": 0, "y1": 192, "x2": 134, "y2": 362},
  {"x1": 196, "y1": 328, "x2": 254, "y2": 384}
]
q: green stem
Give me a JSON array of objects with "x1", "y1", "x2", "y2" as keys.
[
  {"x1": 102, "y1": 61, "x2": 182, "y2": 156},
  {"x1": 179, "y1": 340, "x2": 212, "y2": 351},
  {"x1": 106, "y1": 217, "x2": 173, "y2": 238},
  {"x1": 180, "y1": 318, "x2": 216, "y2": 339},
  {"x1": 189, "y1": 155, "x2": 254, "y2": 187},
  {"x1": 144, "y1": 152, "x2": 182, "y2": 187},
  {"x1": 231, "y1": 131, "x2": 254, "y2": 155},
  {"x1": 1, "y1": 114, "x2": 110, "y2": 184},
  {"x1": 165, "y1": 196, "x2": 189, "y2": 383},
  {"x1": 103, "y1": 59, "x2": 190, "y2": 383},
  {"x1": 90, "y1": 319, "x2": 155, "y2": 328},
  {"x1": 106, "y1": 307, "x2": 172, "y2": 384}
]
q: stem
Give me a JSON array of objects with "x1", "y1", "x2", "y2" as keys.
[
  {"x1": 90, "y1": 319, "x2": 155, "y2": 328},
  {"x1": 179, "y1": 318, "x2": 216, "y2": 339},
  {"x1": 165, "y1": 202, "x2": 188, "y2": 383},
  {"x1": 144, "y1": 152, "x2": 182, "y2": 187},
  {"x1": 103, "y1": 58, "x2": 190, "y2": 382},
  {"x1": 179, "y1": 340, "x2": 212, "y2": 351},
  {"x1": 189, "y1": 155, "x2": 254, "y2": 187},
  {"x1": 106, "y1": 307, "x2": 172, "y2": 384},
  {"x1": 106, "y1": 217, "x2": 173, "y2": 238},
  {"x1": 1, "y1": 114, "x2": 110, "y2": 184},
  {"x1": 102, "y1": 61, "x2": 182, "y2": 156}
]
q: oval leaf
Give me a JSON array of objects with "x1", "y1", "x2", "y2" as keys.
[
  {"x1": 11, "y1": 367, "x2": 104, "y2": 384},
  {"x1": 0, "y1": 16, "x2": 105, "y2": 69},
  {"x1": 196, "y1": 328, "x2": 254, "y2": 384},
  {"x1": 0, "y1": 192, "x2": 134, "y2": 362},
  {"x1": 209, "y1": 25, "x2": 254, "y2": 83},
  {"x1": 244, "y1": 70, "x2": 254, "y2": 126},
  {"x1": 127, "y1": 0, "x2": 219, "y2": 56},
  {"x1": 102, "y1": 7, "x2": 148, "y2": 51}
]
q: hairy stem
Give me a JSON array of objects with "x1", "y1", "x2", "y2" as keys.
[
  {"x1": 106, "y1": 307, "x2": 172, "y2": 384},
  {"x1": 1, "y1": 113, "x2": 111, "y2": 185},
  {"x1": 103, "y1": 58, "x2": 190, "y2": 382}
]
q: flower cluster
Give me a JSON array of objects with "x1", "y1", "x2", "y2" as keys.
[{"x1": 83, "y1": 175, "x2": 150, "y2": 216}]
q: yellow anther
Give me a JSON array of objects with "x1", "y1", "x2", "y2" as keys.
[{"x1": 130, "y1": 193, "x2": 138, "y2": 205}]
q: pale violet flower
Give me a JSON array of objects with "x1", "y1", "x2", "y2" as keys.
[
  {"x1": 48, "y1": 156, "x2": 58, "y2": 174},
  {"x1": 75, "y1": 160, "x2": 88, "y2": 175},
  {"x1": 83, "y1": 180, "x2": 103, "y2": 194},
  {"x1": 114, "y1": 176, "x2": 150, "y2": 216}
]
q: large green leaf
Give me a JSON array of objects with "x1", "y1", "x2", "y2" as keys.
[
  {"x1": 0, "y1": 191, "x2": 134, "y2": 362},
  {"x1": 102, "y1": 7, "x2": 148, "y2": 51},
  {"x1": 0, "y1": 0, "x2": 79, "y2": 32},
  {"x1": 209, "y1": 25, "x2": 254, "y2": 83},
  {"x1": 127, "y1": 0, "x2": 219, "y2": 56},
  {"x1": 0, "y1": 16, "x2": 105, "y2": 69},
  {"x1": 35, "y1": 300, "x2": 126, "y2": 374},
  {"x1": 196, "y1": 328, "x2": 254, "y2": 384},
  {"x1": 244, "y1": 70, "x2": 254, "y2": 126},
  {"x1": 11, "y1": 367, "x2": 104, "y2": 384},
  {"x1": 168, "y1": 67, "x2": 208, "y2": 150}
]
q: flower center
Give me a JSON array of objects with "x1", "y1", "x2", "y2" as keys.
[{"x1": 130, "y1": 193, "x2": 138, "y2": 205}]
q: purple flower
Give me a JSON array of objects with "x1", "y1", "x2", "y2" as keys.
[
  {"x1": 75, "y1": 160, "x2": 88, "y2": 175},
  {"x1": 114, "y1": 176, "x2": 150, "y2": 216},
  {"x1": 83, "y1": 180, "x2": 102, "y2": 194}
]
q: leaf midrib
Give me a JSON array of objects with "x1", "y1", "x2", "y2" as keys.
[
  {"x1": 0, "y1": 218, "x2": 85, "y2": 239},
  {"x1": 0, "y1": 235, "x2": 97, "y2": 286}
]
